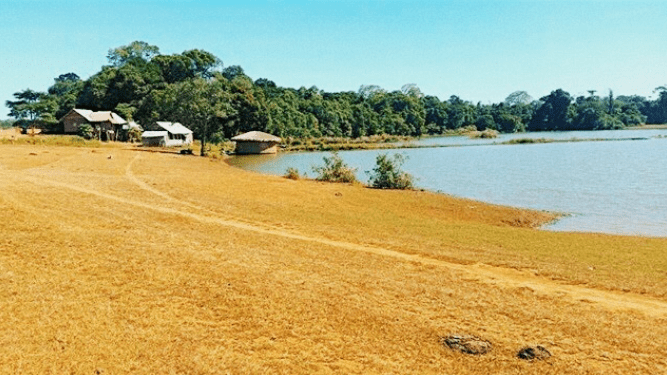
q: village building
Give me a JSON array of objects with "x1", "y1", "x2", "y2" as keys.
[
  {"x1": 60, "y1": 108, "x2": 127, "y2": 141},
  {"x1": 231, "y1": 131, "x2": 282, "y2": 154},
  {"x1": 118, "y1": 121, "x2": 143, "y2": 142},
  {"x1": 141, "y1": 121, "x2": 193, "y2": 147}
]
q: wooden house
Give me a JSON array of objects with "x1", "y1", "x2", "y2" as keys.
[
  {"x1": 141, "y1": 122, "x2": 193, "y2": 147},
  {"x1": 231, "y1": 131, "x2": 282, "y2": 154},
  {"x1": 60, "y1": 108, "x2": 127, "y2": 141}
]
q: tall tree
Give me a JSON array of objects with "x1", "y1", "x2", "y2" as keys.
[
  {"x1": 649, "y1": 86, "x2": 667, "y2": 124},
  {"x1": 183, "y1": 49, "x2": 222, "y2": 78},
  {"x1": 446, "y1": 95, "x2": 475, "y2": 129},
  {"x1": 422, "y1": 95, "x2": 448, "y2": 134},
  {"x1": 504, "y1": 91, "x2": 532, "y2": 106},
  {"x1": 152, "y1": 78, "x2": 234, "y2": 156},
  {"x1": 401, "y1": 83, "x2": 423, "y2": 98},
  {"x1": 358, "y1": 85, "x2": 386, "y2": 100},
  {"x1": 222, "y1": 65, "x2": 247, "y2": 81},
  {"x1": 607, "y1": 89, "x2": 615, "y2": 115},
  {"x1": 48, "y1": 72, "x2": 84, "y2": 120},
  {"x1": 6, "y1": 89, "x2": 57, "y2": 129},
  {"x1": 107, "y1": 41, "x2": 160, "y2": 67},
  {"x1": 529, "y1": 89, "x2": 573, "y2": 131}
]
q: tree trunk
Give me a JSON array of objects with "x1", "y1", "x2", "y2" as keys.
[
  {"x1": 200, "y1": 134, "x2": 207, "y2": 156},
  {"x1": 200, "y1": 120, "x2": 208, "y2": 157}
]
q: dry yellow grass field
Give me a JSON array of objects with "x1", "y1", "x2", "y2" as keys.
[{"x1": 1, "y1": 142, "x2": 666, "y2": 374}]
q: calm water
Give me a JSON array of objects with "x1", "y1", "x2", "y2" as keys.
[{"x1": 227, "y1": 129, "x2": 667, "y2": 237}]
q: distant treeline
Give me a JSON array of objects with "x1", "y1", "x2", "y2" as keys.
[
  {"x1": 0, "y1": 119, "x2": 15, "y2": 129},
  {"x1": 5, "y1": 41, "x2": 667, "y2": 143}
]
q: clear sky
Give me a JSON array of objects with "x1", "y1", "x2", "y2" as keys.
[{"x1": 1, "y1": 0, "x2": 666, "y2": 119}]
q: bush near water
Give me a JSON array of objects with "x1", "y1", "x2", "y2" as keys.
[{"x1": 367, "y1": 153, "x2": 414, "y2": 190}]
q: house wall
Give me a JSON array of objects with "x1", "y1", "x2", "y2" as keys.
[
  {"x1": 165, "y1": 139, "x2": 186, "y2": 147},
  {"x1": 96, "y1": 121, "x2": 114, "y2": 132},
  {"x1": 142, "y1": 135, "x2": 168, "y2": 147},
  {"x1": 235, "y1": 141, "x2": 279, "y2": 154},
  {"x1": 165, "y1": 132, "x2": 193, "y2": 147},
  {"x1": 62, "y1": 112, "x2": 89, "y2": 133}
]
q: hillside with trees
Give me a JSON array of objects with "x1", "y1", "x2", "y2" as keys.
[{"x1": 5, "y1": 41, "x2": 665, "y2": 143}]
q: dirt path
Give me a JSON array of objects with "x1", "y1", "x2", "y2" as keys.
[{"x1": 9, "y1": 154, "x2": 667, "y2": 319}]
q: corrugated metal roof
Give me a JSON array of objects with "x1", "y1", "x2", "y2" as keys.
[
  {"x1": 156, "y1": 121, "x2": 192, "y2": 135},
  {"x1": 110, "y1": 112, "x2": 127, "y2": 124},
  {"x1": 68, "y1": 109, "x2": 126, "y2": 124},
  {"x1": 72, "y1": 108, "x2": 94, "y2": 121},
  {"x1": 231, "y1": 131, "x2": 281, "y2": 142},
  {"x1": 88, "y1": 111, "x2": 126, "y2": 124}
]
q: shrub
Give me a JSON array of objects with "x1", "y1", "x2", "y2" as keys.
[
  {"x1": 127, "y1": 127, "x2": 143, "y2": 143},
  {"x1": 78, "y1": 124, "x2": 94, "y2": 140},
  {"x1": 468, "y1": 129, "x2": 499, "y2": 139},
  {"x1": 284, "y1": 167, "x2": 301, "y2": 180},
  {"x1": 312, "y1": 152, "x2": 357, "y2": 183},
  {"x1": 367, "y1": 153, "x2": 413, "y2": 189}
]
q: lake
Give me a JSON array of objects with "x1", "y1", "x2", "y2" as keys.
[{"x1": 227, "y1": 129, "x2": 667, "y2": 237}]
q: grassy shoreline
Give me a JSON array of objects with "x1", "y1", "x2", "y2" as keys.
[
  {"x1": 280, "y1": 125, "x2": 667, "y2": 152},
  {"x1": 1, "y1": 143, "x2": 667, "y2": 372}
]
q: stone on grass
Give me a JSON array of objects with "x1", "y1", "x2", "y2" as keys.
[
  {"x1": 517, "y1": 345, "x2": 552, "y2": 361},
  {"x1": 440, "y1": 335, "x2": 492, "y2": 355}
]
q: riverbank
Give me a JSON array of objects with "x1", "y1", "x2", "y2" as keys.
[
  {"x1": 280, "y1": 125, "x2": 667, "y2": 152},
  {"x1": 1, "y1": 144, "x2": 667, "y2": 373}
]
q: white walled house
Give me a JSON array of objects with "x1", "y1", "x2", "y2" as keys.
[{"x1": 141, "y1": 122, "x2": 193, "y2": 147}]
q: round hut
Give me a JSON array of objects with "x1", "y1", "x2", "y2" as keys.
[{"x1": 231, "y1": 131, "x2": 282, "y2": 154}]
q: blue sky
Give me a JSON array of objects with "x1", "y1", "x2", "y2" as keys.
[{"x1": 1, "y1": 0, "x2": 666, "y2": 119}]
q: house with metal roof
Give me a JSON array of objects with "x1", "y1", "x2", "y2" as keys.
[
  {"x1": 60, "y1": 108, "x2": 127, "y2": 141},
  {"x1": 231, "y1": 131, "x2": 282, "y2": 154},
  {"x1": 141, "y1": 121, "x2": 193, "y2": 147}
]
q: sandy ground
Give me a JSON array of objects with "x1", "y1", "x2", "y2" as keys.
[{"x1": 0, "y1": 144, "x2": 666, "y2": 374}]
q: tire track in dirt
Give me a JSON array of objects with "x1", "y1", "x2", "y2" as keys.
[
  {"x1": 13, "y1": 158, "x2": 667, "y2": 318},
  {"x1": 125, "y1": 154, "x2": 216, "y2": 213}
]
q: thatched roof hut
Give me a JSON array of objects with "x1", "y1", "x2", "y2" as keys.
[{"x1": 231, "y1": 131, "x2": 281, "y2": 154}]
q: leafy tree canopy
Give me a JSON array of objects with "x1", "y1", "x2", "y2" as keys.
[
  {"x1": 8, "y1": 41, "x2": 667, "y2": 143},
  {"x1": 107, "y1": 41, "x2": 160, "y2": 67}
]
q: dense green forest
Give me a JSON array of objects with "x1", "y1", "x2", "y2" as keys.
[{"x1": 5, "y1": 41, "x2": 667, "y2": 143}]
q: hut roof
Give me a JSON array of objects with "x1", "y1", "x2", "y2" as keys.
[
  {"x1": 72, "y1": 108, "x2": 94, "y2": 120},
  {"x1": 156, "y1": 121, "x2": 192, "y2": 135},
  {"x1": 64, "y1": 109, "x2": 126, "y2": 124},
  {"x1": 231, "y1": 131, "x2": 281, "y2": 142},
  {"x1": 89, "y1": 111, "x2": 127, "y2": 124}
]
